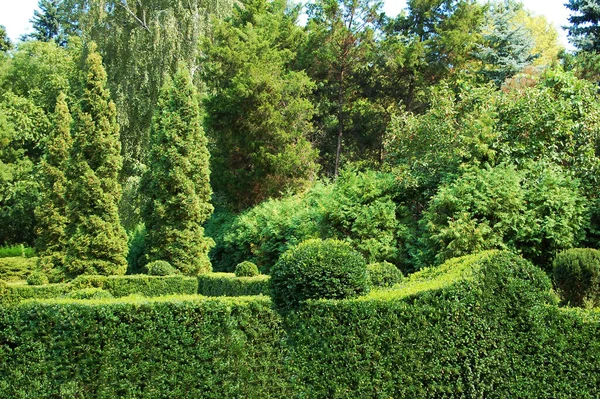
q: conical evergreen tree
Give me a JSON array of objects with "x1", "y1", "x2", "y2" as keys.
[
  {"x1": 65, "y1": 44, "x2": 128, "y2": 276},
  {"x1": 35, "y1": 92, "x2": 72, "y2": 274},
  {"x1": 140, "y1": 65, "x2": 214, "y2": 275}
]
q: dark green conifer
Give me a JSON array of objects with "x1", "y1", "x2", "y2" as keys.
[
  {"x1": 35, "y1": 92, "x2": 72, "y2": 273},
  {"x1": 140, "y1": 65, "x2": 214, "y2": 275},
  {"x1": 65, "y1": 44, "x2": 128, "y2": 276}
]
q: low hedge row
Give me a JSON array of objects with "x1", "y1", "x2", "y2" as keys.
[
  {"x1": 1, "y1": 275, "x2": 198, "y2": 304},
  {"x1": 0, "y1": 251, "x2": 599, "y2": 397},
  {"x1": 70, "y1": 275, "x2": 199, "y2": 298},
  {"x1": 197, "y1": 273, "x2": 270, "y2": 297}
]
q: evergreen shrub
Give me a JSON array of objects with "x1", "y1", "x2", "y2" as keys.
[
  {"x1": 235, "y1": 261, "x2": 259, "y2": 277},
  {"x1": 0, "y1": 257, "x2": 37, "y2": 281},
  {"x1": 270, "y1": 239, "x2": 369, "y2": 312},
  {"x1": 68, "y1": 275, "x2": 197, "y2": 298},
  {"x1": 367, "y1": 261, "x2": 404, "y2": 288},
  {"x1": 145, "y1": 260, "x2": 177, "y2": 276},
  {"x1": 553, "y1": 248, "x2": 600, "y2": 307},
  {"x1": 26, "y1": 271, "x2": 48, "y2": 286}
]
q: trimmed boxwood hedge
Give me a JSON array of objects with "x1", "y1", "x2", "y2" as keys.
[
  {"x1": 0, "y1": 251, "x2": 599, "y2": 397},
  {"x1": 1, "y1": 275, "x2": 198, "y2": 304},
  {"x1": 197, "y1": 273, "x2": 270, "y2": 296}
]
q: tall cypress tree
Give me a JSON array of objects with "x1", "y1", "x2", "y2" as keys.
[
  {"x1": 140, "y1": 65, "x2": 214, "y2": 275},
  {"x1": 35, "y1": 92, "x2": 72, "y2": 273},
  {"x1": 65, "y1": 44, "x2": 128, "y2": 276}
]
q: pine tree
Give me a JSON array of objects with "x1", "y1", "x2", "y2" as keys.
[
  {"x1": 28, "y1": 0, "x2": 67, "y2": 46},
  {"x1": 65, "y1": 44, "x2": 128, "y2": 277},
  {"x1": 35, "y1": 92, "x2": 72, "y2": 273},
  {"x1": 566, "y1": 0, "x2": 600, "y2": 52},
  {"x1": 140, "y1": 65, "x2": 214, "y2": 275}
]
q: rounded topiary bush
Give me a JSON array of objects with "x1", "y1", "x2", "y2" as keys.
[
  {"x1": 235, "y1": 261, "x2": 259, "y2": 277},
  {"x1": 67, "y1": 288, "x2": 114, "y2": 300},
  {"x1": 367, "y1": 261, "x2": 404, "y2": 288},
  {"x1": 270, "y1": 238, "x2": 369, "y2": 312},
  {"x1": 553, "y1": 248, "x2": 600, "y2": 308},
  {"x1": 145, "y1": 260, "x2": 177, "y2": 276},
  {"x1": 27, "y1": 271, "x2": 49, "y2": 286}
]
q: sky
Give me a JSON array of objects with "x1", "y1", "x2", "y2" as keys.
[{"x1": 0, "y1": 0, "x2": 573, "y2": 49}]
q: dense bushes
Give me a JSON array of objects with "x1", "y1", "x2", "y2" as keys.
[
  {"x1": 367, "y1": 261, "x2": 404, "y2": 288},
  {"x1": 197, "y1": 273, "x2": 270, "y2": 297},
  {"x1": 553, "y1": 248, "x2": 600, "y2": 307},
  {"x1": 0, "y1": 256, "x2": 36, "y2": 281},
  {"x1": 209, "y1": 170, "x2": 410, "y2": 273},
  {"x1": 1, "y1": 250, "x2": 600, "y2": 397},
  {"x1": 235, "y1": 261, "x2": 259, "y2": 277},
  {"x1": 270, "y1": 239, "x2": 369, "y2": 312},
  {"x1": 421, "y1": 162, "x2": 587, "y2": 269}
]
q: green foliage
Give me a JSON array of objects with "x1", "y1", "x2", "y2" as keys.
[
  {"x1": 0, "y1": 25, "x2": 12, "y2": 53},
  {"x1": 553, "y1": 248, "x2": 600, "y2": 308},
  {"x1": 144, "y1": 260, "x2": 177, "y2": 276},
  {"x1": 367, "y1": 261, "x2": 404, "y2": 288},
  {"x1": 197, "y1": 273, "x2": 270, "y2": 297},
  {"x1": 235, "y1": 261, "x2": 259, "y2": 277},
  {"x1": 125, "y1": 224, "x2": 146, "y2": 274},
  {"x1": 0, "y1": 282, "x2": 69, "y2": 304},
  {"x1": 270, "y1": 239, "x2": 369, "y2": 312},
  {"x1": 35, "y1": 92, "x2": 72, "y2": 272},
  {"x1": 64, "y1": 44, "x2": 128, "y2": 277},
  {"x1": 66, "y1": 287, "x2": 114, "y2": 300},
  {"x1": 0, "y1": 257, "x2": 37, "y2": 282},
  {"x1": 140, "y1": 65, "x2": 214, "y2": 275},
  {"x1": 211, "y1": 183, "x2": 330, "y2": 273},
  {"x1": 203, "y1": 0, "x2": 319, "y2": 209},
  {"x1": 68, "y1": 274, "x2": 198, "y2": 298},
  {"x1": 421, "y1": 162, "x2": 588, "y2": 268},
  {"x1": 26, "y1": 271, "x2": 49, "y2": 286},
  {"x1": 323, "y1": 169, "x2": 410, "y2": 265},
  {"x1": 0, "y1": 245, "x2": 35, "y2": 258}
]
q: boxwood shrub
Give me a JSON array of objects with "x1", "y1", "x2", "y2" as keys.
[
  {"x1": 367, "y1": 261, "x2": 404, "y2": 288},
  {"x1": 270, "y1": 239, "x2": 369, "y2": 312},
  {"x1": 235, "y1": 261, "x2": 259, "y2": 277}
]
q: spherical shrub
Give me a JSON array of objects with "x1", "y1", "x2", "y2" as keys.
[
  {"x1": 27, "y1": 271, "x2": 49, "y2": 286},
  {"x1": 235, "y1": 261, "x2": 259, "y2": 277},
  {"x1": 145, "y1": 260, "x2": 177, "y2": 276},
  {"x1": 553, "y1": 248, "x2": 600, "y2": 308},
  {"x1": 67, "y1": 288, "x2": 114, "y2": 300},
  {"x1": 367, "y1": 261, "x2": 404, "y2": 288},
  {"x1": 270, "y1": 238, "x2": 369, "y2": 312}
]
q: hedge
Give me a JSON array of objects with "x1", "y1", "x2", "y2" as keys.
[
  {"x1": 1, "y1": 251, "x2": 599, "y2": 397},
  {"x1": 197, "y1": 273, "x2": 270, "y2": 297},
  {"x1": 1, "y1": 275, "x2": 198, "y2": 304},
  {"x1": 69, "y1": 275, "x2": 198, "y2": 298}
]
